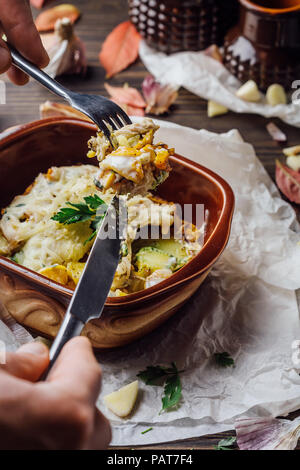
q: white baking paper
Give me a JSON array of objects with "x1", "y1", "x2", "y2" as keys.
[
  {"x1": 96, "y1": 119, "x2": 300, "y2": 446},
  {"x1": 139, "y1": 41, "x2": 300, "y2": 128},
  {"x1": 1, "y1": 119, "x2": 300, "y2": 447}
]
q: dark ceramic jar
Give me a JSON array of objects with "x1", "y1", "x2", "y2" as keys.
[
  {"x1": 129, "y1": 0, "x2": 239, "y2": 54},
  {"x1": 224, "y1": 0, "x2": 300, "y2": 91}
]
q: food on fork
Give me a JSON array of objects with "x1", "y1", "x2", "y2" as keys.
[{"x1": 88, "y1": 118, "x2": 173, "y2": 196}]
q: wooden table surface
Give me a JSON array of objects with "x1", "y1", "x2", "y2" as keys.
[{"x1": 0, "y1": 0, "x2": 299, "y2": 450}]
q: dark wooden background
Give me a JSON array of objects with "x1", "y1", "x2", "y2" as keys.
[{"x1": 0, "y1": 0, "x2": 299, "y2": 450}]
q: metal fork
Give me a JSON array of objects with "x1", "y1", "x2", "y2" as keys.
[{"x1": 7, "y1": 44, "x2": 132, "y2": 139}]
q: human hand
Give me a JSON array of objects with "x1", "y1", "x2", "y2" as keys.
[
  {"x1": 0, "y1": 337, "x2": 111, "y2": 449},
  {"x1": 0, "y1": 0, "x2": 49, "y2": 84}
]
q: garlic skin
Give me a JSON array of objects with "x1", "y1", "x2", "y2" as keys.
[
  {"x1": 142, "y1": 75, "x2": 178, "y2": 115},
  {"x1": 235, "y1": 417, "x2": 300, "y2": 450},
  {"x1": 42, "y1": 17, "x2": 86, "y2": 78}
]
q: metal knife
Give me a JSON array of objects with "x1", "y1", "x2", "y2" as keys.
[{"x1": 41, "y1": 196, "x2": 121, "y2": 379}]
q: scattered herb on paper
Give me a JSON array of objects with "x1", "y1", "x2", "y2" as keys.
[
  {"x1": 141, "y1": 427, "x2": 153, "y2": 435},
  {"x1": 214, "y1": 436, "x2": 236, "y2": 451},
  {"x1": 137, "y1": 362, "x2": 183, "y2": 412},
  {"x1": 214, "y1": 352, "x2": 235, "y2": 368},
  {"x1": 51, "y1": 194, "x2": 107, "y2": 243}
]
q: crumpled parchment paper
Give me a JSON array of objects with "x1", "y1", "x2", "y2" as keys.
[
  {"x1": 139, "y1": 41, "x2": 300, "y2": 128},
  {"x1": 1, "y1": 119, "x2": 300, "y2": 446},
  {"x1": 96, "y1": 119, "x2": 300, "y2": 445}
]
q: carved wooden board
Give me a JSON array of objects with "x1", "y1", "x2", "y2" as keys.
[{"x1": 0, "y1": 270, "x2": 209, "y2": 349}]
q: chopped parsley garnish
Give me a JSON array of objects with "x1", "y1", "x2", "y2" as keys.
[
  {"x1": 214, "y1": 436, "x2": 236, "y2": 450},
  {"x1": 51, "y1": 194, "x2": 107, "y2": 243},
  {"x1": 137, "y1": 362, "x2": 183, "y2": 413},
  {"x1": 214, "y1": 352, "x2": 235, "y2": 368},
  {"x1": 141, "y1": 427, "x2": 153, "y2": 435}
]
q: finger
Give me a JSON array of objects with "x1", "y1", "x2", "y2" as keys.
[
  {"x1": 47, "y1": 337, "x2": 102, "y2": 404},
  {"x1": 1, "y1": 342, "x2": 49, "y2": 382},
  {"x1": 6, "y1": 64, "x2": 29, "y2": 85},
  {"x1": 0, "y1": 0, "x2": 49, "y2": 68},
  {"x1": 0, "y1": 36, "x2": 11, "y2": 74},
  {"x1": 85, "y1": 408, "x2": 112, "y2": 450}
]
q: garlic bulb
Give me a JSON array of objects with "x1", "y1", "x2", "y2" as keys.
[
  {"x1": 235, "y1": 416, "x2": 300, "y2": 450},
  {"x1": 42, "y1": 17, "x2": 86, "y2": 78},
  {"x1": 142, "y1": 75, "x2": 178, "y2": 115}
]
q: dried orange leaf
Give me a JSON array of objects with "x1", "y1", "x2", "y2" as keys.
[
  {"x1": 104, "y1": 83, "x2": 145, "y2": 108},
  {"x1": 110, "y1": 99, "x2": 145, "y2": 117},
  {"x1": 99, "y1": 21, "x2": 141, "y2": 78},
  {"x1": 275, "y1": 159, "x2": 300, "y2": 204},
  {"x1": 35, "y1": 4, "x2": 81, "y2": 32},
  {"x1": 40, "y1": 101, "x2": 91, "y2": 121}
]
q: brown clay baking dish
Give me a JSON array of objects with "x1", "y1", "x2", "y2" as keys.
[{"x1": 0, "y1": 118, "x2": 234, "y2": 349}]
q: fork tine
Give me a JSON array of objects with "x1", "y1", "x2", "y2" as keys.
[
  {"x1": 117, "y1": 109, "x2": 132, "y2": 125},
  {"x1": 109, "y1": 101, "x2": 132, "y2": 126},
  {"x1": 105, "y1": 116, "x2": 117, "y2": 130},
  {"x1": 97, "y1": 120, "x2": 112, "y2": 142},
  {"x1": 110, "y1": 114, "x2": 123, "y2": 128}
]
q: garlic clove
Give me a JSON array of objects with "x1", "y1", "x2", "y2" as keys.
[
  {"x1": 286, "y1": 155, "x2": 300, "y2": 172},
  {"x1": 236, "y1": 80, "x2": 261, "y2": 102},
  {"x1": 266, "y1": 84, "x2": 287, "y2": 106},
  {"x1": 235, "y1": 416, "x2": 300, "y2": 450},
  {"x1": 207, "y1": 100, "x2": 228, "y2": 118},
  {"x1": 283, "y1": 145, "x2": 300, "y2": 157},
  {"x1": 104, "y1": 380, "x2": 139, "y2": 418},
  {"x1": 43, "y1": 18, "x2": 86, "y2": 78},
  {"x1": 142, "y1": 75, "x2": 178, "y2": 115}
]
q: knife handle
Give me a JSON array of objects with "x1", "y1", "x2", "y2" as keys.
[{"x1": 40, "y1": 311, "x2": 84, "y2": 381}]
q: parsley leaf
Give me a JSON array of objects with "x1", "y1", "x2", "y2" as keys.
[
  {"x1": 137, "y1": 362, "x2": 183, "y2": 412},
  {"x1": 214, "y1": 436, "x2": 236, "y2": 450},
  {"x1": 161, "y1": 372, "x2": 181, "y2": 411},
  {"x1": 137, "y1": 366, "x2": 170, "y2": 385},
  {"x1": 51, "y1": 194, "x2": 107, "y2": 243},
  {"x1": 214, "y1": 352, "x2": 235, "y2": 368}
]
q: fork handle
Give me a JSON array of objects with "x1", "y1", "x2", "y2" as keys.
[{"x1": 8, "y1": 44, "x2": 71, "y2": 102}]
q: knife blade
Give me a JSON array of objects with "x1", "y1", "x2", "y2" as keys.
[{"x1": 41, "y1": 196, "x2": 122, "y2": 378}]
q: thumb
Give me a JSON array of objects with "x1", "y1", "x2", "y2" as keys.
[{"x1": 2, "y1": 342, "x2": 50, "y2": 382}]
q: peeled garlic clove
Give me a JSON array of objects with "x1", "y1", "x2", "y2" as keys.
[
  {"x1": 207, "y1": 100, "x2": 228, "y2": 118},
  {"x1": 283, "y1": 145, "x2": 300, "y2": 157},
  {"x1": 286, "y1": 155, "x2": 300, "y2": 172},
  {"x1": 104, "y1": 380, "x2": 139, "y2": 418},
  {"x1": 266, "y1": 84, "x2": 287, "y2": 106},
  {"x1": 236, "y1": 80, "x2": 261, "y2": 102},
  {"x1": 235, "y1": 416, "x2": 300, "y2": 450}
]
